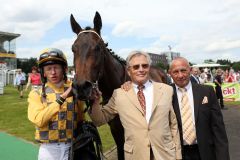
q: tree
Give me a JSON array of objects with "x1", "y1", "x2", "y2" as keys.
[
  {"x1": 216, "y1": 59, "x2": 231, "y2": 66},
  {"x1": 204, "y1": 59, "x2": 215, "y2": 64},
  {"x1": 17, "y1": 57, "x2": 38, "y2": 74},
  {"x1": 189, "y1": 62, "x2": 194, "y2": 66},
  {"x1": 232, "y1": 61, "x2": 240, "y2": 71},
  {"x1": 156, "y1": 61, "x2": 168, "y2": 70}
]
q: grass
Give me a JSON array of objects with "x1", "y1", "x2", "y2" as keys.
[
  {"x1": 0, "y1": 85, "x2": 114, "y2": 151},
  {"x1": 225, "y1": 101, "x2": 240, "y2": 106},
  {"x1": 2, "y1": 85, "x2": 238, "y2": 153}
]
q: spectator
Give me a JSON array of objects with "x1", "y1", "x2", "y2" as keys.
[
  {"x1": 25, "y1": 66, "x2": 41, "y2": 91},
  {"x1": 225, "y1": 70, "x2": 235, "y2": 82},
  {"x1": 199, "y1": 69, "x2": 207, "y2": 84},
  {"x1": 229, "y1": 67, "x2": 234, "y2": 74},
  {"x1": 211, "y1": 68, "x2": 216, "y2": 77},
  {"x1": 206, "y1": 73, "x2": 212, "y2": 82},
  {"x1": 224, "y1": 70, "x2": 229, "y2": 82},
  {"x1": 236, "y1": 71, "x2": 240, "y2": 83},
  {"x1": 67, "y1": 69, "x2": 75, "y2": 81},
  {"x1": 214, "y1": 69, "x2": 225, "y2": 109},
  {"x1": 14, "y1": 69, "x2": 26, "y2": 98},
  {"x1": 190, "y1": 67, "x2": 200, "y2": 84}
]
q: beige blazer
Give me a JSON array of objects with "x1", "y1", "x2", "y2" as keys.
[{"x1": 89, "y1": 82, "x2": 182, "y2": 160}]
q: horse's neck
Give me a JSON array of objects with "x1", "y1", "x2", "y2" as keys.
[{"x1": 99, "y1": 53, "x2": 128, "y2": 101}]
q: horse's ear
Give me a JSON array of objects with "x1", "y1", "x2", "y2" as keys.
[
  {"x1": 70, "y1": 14, "x2": 82, "y2": 35},
  {"x1": 93, "y1": 11, "x2": 102, "y2": 35}
]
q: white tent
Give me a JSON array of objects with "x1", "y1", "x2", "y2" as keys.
[{"x1": 192, "y1": 63, "x2": 228, "y2": 68}]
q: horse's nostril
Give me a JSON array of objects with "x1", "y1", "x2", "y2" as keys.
[
  {"x1": 83, "y1": 81, "x2": 93, "y2": 89},
  {"x1": 73, "y1": 81, "x2": 94, "y2": 101}
]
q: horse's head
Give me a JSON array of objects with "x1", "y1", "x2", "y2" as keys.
[{"x1": 70, "y1": 12, "x2": 106, "y2": 100}]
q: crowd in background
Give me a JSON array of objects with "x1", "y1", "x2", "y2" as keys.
[
  {"x1": 166, "y1": 66, "x2": 240, "y2": 110},
  {"x1": 14, "y1": 66, "x2": 41, "y2": 98},
  {"x1": 167, "y1": 67, "x2": 240, "y2": 85},
  {"x1": 14, "y1": 65, "x2": 240, "y2": 100},
  {"x1": 196, "y1": 67, "x2": 240, "y2": 84}
]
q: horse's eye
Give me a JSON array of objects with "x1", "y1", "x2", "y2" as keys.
[{"x1": 95, "y1": 45, "x2": 100, "y2": 52}]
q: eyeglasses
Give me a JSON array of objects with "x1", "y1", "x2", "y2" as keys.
[
  {"x1": 44, "y1": 65, "x2": 62, "y2": 73},
  {"x1": 39, "y1": 51, "x2": 63, "y2": 61},
  {"x1": 129, "y1": 64, "x2": 149, "y2": 70}
]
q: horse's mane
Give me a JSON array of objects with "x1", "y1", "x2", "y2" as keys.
[
  {"x1": 84, "y1": 26, "x2": 126, "y2": 65},
  {"x1": 105, "y1": 43, "x2": 126, "y2": 65}
]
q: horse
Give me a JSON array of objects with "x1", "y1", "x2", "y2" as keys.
[{"x1": 70, "y1": 11, "x2": 167, "y2": 160}]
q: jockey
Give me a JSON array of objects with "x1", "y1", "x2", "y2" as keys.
[{"x1": 27, "y1": 48, "x2": 85, "y2": 160}]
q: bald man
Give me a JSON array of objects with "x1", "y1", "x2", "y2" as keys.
[
  {"x1": 190, "y1": 67, "x2": 200, "y2": 84},
  {"x1": 169, "y1": 57, "x2": 229, "y2": 160}
]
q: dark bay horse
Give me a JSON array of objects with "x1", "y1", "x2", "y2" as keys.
[{"x1": 70, "y1": 11, "x2": 167, "y2": 160}]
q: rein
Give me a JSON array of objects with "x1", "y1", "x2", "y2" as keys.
[{"x1": 69, "y1": 93, "x2": 104, "y2": 160}]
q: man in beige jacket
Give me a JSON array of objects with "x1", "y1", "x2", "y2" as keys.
[{"x1": 89, "y1": 51, "x2": 182, "y2": 160}]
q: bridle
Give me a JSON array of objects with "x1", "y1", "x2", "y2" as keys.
[
  {"x1": 73, "y1": 30, "x2": 106, "y2": 101},
  {"x1": 70, "y1": 29, "x2": 105, "y2": 159},
  {"x1": 77, "y1": 30, "x2": 102, "y2": 39}
]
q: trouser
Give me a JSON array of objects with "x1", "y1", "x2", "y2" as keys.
[
  {"x1": 31, "y1": 85, "x2": 41, "y2": 91},
  {"x1": 183, "y1": 144, "x2": 201, "y2": 160},
  {"x1": 38, "y1": 142, "x2": 71, "y2": 160},
  {"x1": 219, "y1": 98, "x2": 224, "y2": 108},
  {"x1": 150, "y1": 147, "x2": 155, "y2": 160},
  {"x1": 215, "y1": 87, "x2": 224, "y2": 108},
  {"x1": 17, "y1": 85, "x2": 24, "y2": 91}
]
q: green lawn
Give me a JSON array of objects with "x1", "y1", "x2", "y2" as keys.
[
  {"x1": 0, "y1": 85, "x2": 114, "y2": 151},
  {"x1": 225, "y1": 101, "x2": 240, "y2": 106},
  {"x1": 1, "y1": 85, "x2": 238, "y2": 153}
]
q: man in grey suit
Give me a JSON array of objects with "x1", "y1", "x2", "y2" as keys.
[
  {"x1": 190, "y1": 67, "x2": 200, "y2": 84},
  {"x1": 169, "y1": 57, "x2": 229, "y2": 160},
  {"x1": 89, "y1": 51, "x2": 182, "y2": 160}
]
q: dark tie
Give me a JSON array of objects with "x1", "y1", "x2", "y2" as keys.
[
  {"x1": 196, "y1": 76, "x2": 200, "y2": 84},
  {"x1": 137, "y1": 85, "x2": 146, "y2": 116}
]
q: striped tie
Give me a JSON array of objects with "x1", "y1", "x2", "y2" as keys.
[
  {"x1": 179, "y1": 88, "x2": 197, "y2": 145},
  {"x1": 137, "y1": 85, "x2": 146, "y2": 116}
]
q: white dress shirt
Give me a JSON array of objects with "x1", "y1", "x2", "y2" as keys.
[{"x1": 133, "y1": 80, "x2": 153, "y2": 124}]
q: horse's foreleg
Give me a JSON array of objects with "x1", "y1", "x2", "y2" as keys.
[{"x1": 108, "y1": 116, "x2": 125, "y2": 160}]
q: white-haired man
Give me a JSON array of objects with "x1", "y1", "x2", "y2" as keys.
[{"x1": 89, "y1": 51, "x2": 182, "y2": 160}]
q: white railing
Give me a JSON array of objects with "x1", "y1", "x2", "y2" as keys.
[{"x1": 0, "y1": 63, "x2": 17, "y2": 85}]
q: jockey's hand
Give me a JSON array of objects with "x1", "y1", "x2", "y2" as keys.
[
  {"x1": 61, "y1": 86, "x2": 73, "y2": 99},
  {"x1": 121, "y1": 81, "x2": 132, "y2": 91}
]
